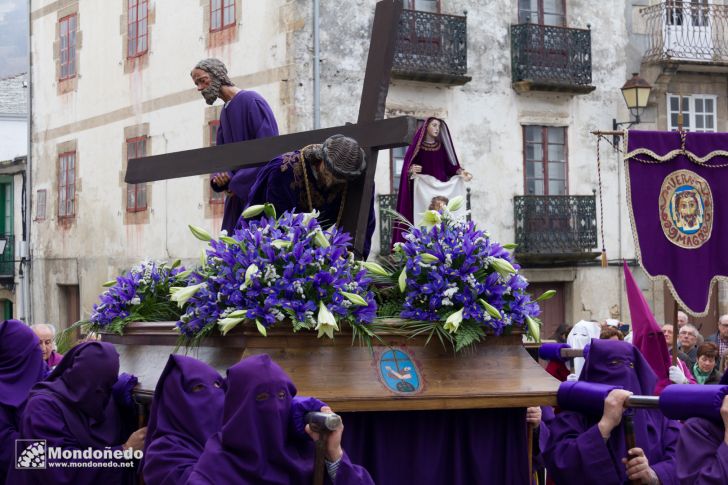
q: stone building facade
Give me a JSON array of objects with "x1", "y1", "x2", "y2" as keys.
[{"x1": 28, "y1": 0, "x2": 726, "y2": 336}]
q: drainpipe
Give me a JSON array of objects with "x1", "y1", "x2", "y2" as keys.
[
  {"x1": 22, "y1": 0, "x2": 32, "y2": 322},
  {"x1": 313, "y1": 0, "x2": 321, "y2": 129}
]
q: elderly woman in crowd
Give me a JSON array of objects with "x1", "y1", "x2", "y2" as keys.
[
  {"x1": 30, "y1": 323, "x2": 63, "y2": 370},
  {"x1": 692, "y1": 342, "x2": 722, "y2": 385},
  {"x1": 0, "y1": 320, "x2": 46, "y2": 484}
]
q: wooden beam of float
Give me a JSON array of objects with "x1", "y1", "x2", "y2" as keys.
[{"x1": 104, "y1": 322, "x2": 560, "y2": 411}]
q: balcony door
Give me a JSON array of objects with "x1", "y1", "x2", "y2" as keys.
[
  {"x1": 518, "y1": 0, "x2": 569, "y2": 77},
  {"x1": 522, "y1": 126, "x2": 572, "y2": 251},
  {"x1": 665, "y1": 0, "x2": 712, "y2": 60},
  {"x1": 400, "y1": 0, "x2": 442, "y2": 58},
  {"x1": 518, "y1": 0, "x2": 565, "y2": 26}
]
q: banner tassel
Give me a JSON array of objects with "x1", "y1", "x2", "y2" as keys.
[{"x1": 601, "y1": 250, "x2": 608, "y2": 268}]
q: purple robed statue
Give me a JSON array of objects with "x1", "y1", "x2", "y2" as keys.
[
  {"x1": 0, "y1": 320, "x2": 46, "y2": 484},
  {"x1": 392, "y1": 117, "x2": 470, "y2": 247},
  {"x1": 544, "y1": 339, "x2": 680, "y2": 485},
  {"x1": 9, "y1": 341, "x2": 143, "y2": 485},
  {"x1": 247, "y1": 136, "x2": 376, "y2": 258},
  {"x1": 142, "y1": 355, "x2": 225, "y2": 485},
  {"x1": 212, "y1": 90, "x2": 279, "y2": 234},
  {"x1": 187, "y1": 354, "x2": 373, "y2": 485}
]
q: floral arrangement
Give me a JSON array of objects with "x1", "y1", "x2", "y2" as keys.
[
  {"x1": 85, "y1": 259, "x2": 190, "y2": 334},
  {"x1": 172, "y1": 205, "x2": 377, "y2": 343},
  {"x1": 369, "y1": 197, "x2": 549, "y2": 351}
]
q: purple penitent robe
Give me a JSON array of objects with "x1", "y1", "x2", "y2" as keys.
[
  {"x1": 9, "y1": 342, "x2": 136, "y2": 485},
  {"x1": 142, "y1": 354, "x2": 225, "y2": 485},
  {"x1": 676, "y1": 417, "x2": 728, "y2": 484},
  {"x1": 0, "y1": 320, "x2": 46, "y2": 484},
  {"x1": 187, "y1": 354, "x2": 374, "y2": 485},
  {"x1": 247, "y1": 150, "x2": 376, "y2": 258},
  {"x1": 211, "y1": 90, "x2": 279, "y2": 234},
  {"x1": 544, "y1": 340, "x2": 681, "y2": 485}
]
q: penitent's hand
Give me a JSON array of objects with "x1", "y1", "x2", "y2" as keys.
[
  {"x1": 598, "y1": 389, "x2": 632, "y2": 438},
  {"x1": 721, "y1": 395, "x2": 728, "y2": 445},
  {"x1": 304, "y1": 405, "x2": 344, "y2": 462},
  {"x1": 123, "y1": 426, "x2": 147, "y2": 452},
  {"x1": 526, "y1": 407, "x2": 542, "y2": 426},
  {"x1": 622, "y1": 447, "x2": 659, "y2": 484}
]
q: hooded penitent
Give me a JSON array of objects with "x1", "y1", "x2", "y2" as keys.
[
  {"x1": 565, "y1": 320, "x2": 601, "y2": 378},
  {"x1": 544, "y1": 340, "x2": 681, "y2": 485},
  {"x1": 143, "y1": 354, "x2": 225, "y2": 485},
  {"x1": 187, "y1": 354, "x2": 373, "y2": 485},
  {"x1": 0, "y1": 320, "x2": 46, "y2": 484}
]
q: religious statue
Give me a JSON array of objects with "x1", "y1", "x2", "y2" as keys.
[
  {"x1": 190, "y1": 58, "x2": 279, "y2": 235},
  {"x1": 246, "y1": 134, "x2": 376, "y2": 258},
  {"x1": 392, "y1": 117, "x2": 472, "y2": 246}
]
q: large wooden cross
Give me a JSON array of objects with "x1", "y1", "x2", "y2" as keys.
[{"x1": 125, "y1": 0, "x2": 414, "y2": 257}]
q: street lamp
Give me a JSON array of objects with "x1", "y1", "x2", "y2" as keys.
[
  {"x1": 613, "y1": 72, "x2": 652, "y2": 130},
  {"x1": 611, "y1": 73, "x2": 652, "y2": 145}
]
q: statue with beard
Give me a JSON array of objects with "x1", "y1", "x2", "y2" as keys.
[{"x1": 190, "y1": 58, "x2": 279, "y2": 234}]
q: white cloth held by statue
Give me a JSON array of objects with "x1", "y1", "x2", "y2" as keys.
[{"x1": 412, "y1": 174, "x2": 467, "y2": 221}]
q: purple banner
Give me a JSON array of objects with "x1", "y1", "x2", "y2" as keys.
[{"x1": 626, "y1": 130, "x2": 728, "y2": 315}]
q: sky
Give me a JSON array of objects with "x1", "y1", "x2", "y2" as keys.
[{"x1": 0, "y1": 0, "x2": 28, "y2": 78}]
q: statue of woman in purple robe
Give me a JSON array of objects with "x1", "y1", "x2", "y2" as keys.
[
  {"x1": 543, "y1": 339, "x2": 680, "y2": 485},
  {"x1": 392, "y1": 117, "x2": 472, "y2": 246},
  {"x1": 187, "y1": 354, "x2": 374, "y2": 485},
  {"x1": 142, "y1": 354, "x2": 226, "y2": 485},
  {"x1": 0, "y1": 320, "x2": 46, "y2": 484}
]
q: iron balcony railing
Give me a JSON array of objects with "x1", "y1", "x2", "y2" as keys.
[
  {"x1": 514, "y1": 195, "x2": 597, "y2": 255},
  {"x1": 510, "y1": 23, "x2": 592, "y2": 88},
  {"x1": 392, "y1": 9, "x2": 468, "y2": 81},
  {"x1": 642, "y1": 1, "x2": 728, "y2": 63},
  {"x1": 0, "y1": 234, "x2": 14, "y2": 278}
]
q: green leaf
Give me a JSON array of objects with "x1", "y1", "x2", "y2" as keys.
[
  {"x1": 263, "y1": 203, "x2": 277, "y2": 219},
  {"x1": 220, "y1": 236, "x2": 238, "y2": 246},
  {"x1": 102, "y1": 280, "x2": 117, "y2": 288},
  {"x1": 454, "y1": 322, "x2": 485, "y2": 352},
  {"x1": 398, "y1": 269, "x2": 407, "y2": 293},
  {"x1": 502, "y1": 243, "x2": 518, "y2": 250},
  {"x1": 171, "y1": 259, "x2": 182, "y2": 269}
]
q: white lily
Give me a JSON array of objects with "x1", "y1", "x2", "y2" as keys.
[
  {"x1": 446, "y1": 195, "x2": 464, "y2": 212},
  {"x1": 398, "y1": 269, "x2": 407, "y2": 292},
  {"x1": 491, "y1": 258, "x2": 517, "y2": 277},
  {"x1": 420, "y1": 253, "x2": 439, "y2": 264},
  {"x1": 478, "y1": 298, "x2": 501, "y2": 319},
  {"x1": 420, "y1": 210, "x2": 442, "y2": 228},
  {"x1": 220, "y1": 236, "x2": 238, "y2": 246},
  {"x1": 444, "y1": 308, "x2": 464, "y2": 334},
  {"x1": 341, "y1": 291, "x2": 368, "y2": 306},
  {"x1": 218, "y1": 316, "x2": 245, "y2": 335},
  {"x1": 302, "y1": 209, "x2": 321, "y2": 225},
  {"x1": 315, "y1": 302, "x2": 339, "y2": 339},
  {"x1": 271, "y1": 239, "x2": 292, "y2": 250},
  {"x1": 526, "y1": 316, "x2": 541, "y2": 343},
  {"x1": 189, "y1": 224, "x2": 212, "y2": 242},
  {"x1": 242, "y1": 204, "x2": 266, "y2": 218},
  {"x1": 362, "y1": 262, "x2": 391, "y2": 277},
  {"x1": 243, "y1": 264, "x2": 259, "y2": 288},
  {"x1": 169, "y1": 283, "x2": 206, "y2": 308},
  {"x1": 255, "y1": 319, "x2": 268, "y2": 336},
  {"x1": 535, "y1": 290, "x2": 557, "y2": 302},
  {"x1": 312, "y1": 229, "x2": 331, "y2": 248}
]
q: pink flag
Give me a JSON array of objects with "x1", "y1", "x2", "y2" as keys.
[{"x1": 624, "y1": 261, "x2": 671, "y2": 393}]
